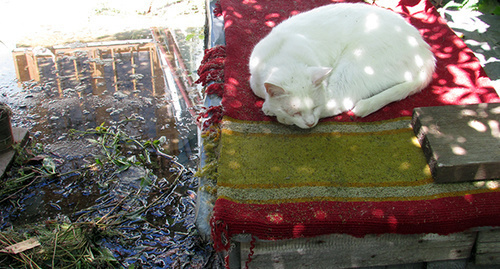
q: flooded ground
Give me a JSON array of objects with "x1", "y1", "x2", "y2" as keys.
[
  {"x1": 0, "y1": 0, "x2": 220, "y2": 267},
  {"x1": 9, "y1": 35, "x2": 199, "y2": 163}
]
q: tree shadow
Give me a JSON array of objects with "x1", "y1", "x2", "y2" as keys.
[{"x1": 219, "y1": 0, "x2": 499, "y2": 124}]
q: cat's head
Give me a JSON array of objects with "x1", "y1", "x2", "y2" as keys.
[{"x1": 262, "y1": 66, "x2": 332, "y2": 129}]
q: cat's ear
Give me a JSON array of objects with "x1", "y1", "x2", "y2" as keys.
[
  {"x1": 264, "y1": 83, "x2": 286, "y2": 97},
  {"x1": 309, "y1": 67, "x2": 332, "y2": 86}
]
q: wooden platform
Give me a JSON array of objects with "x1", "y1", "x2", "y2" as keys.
[
  {"x1": 412, "y1": 103, "x2": 500, "y2": 183},
  {"x1": 0, "y1": 127, "x2": 29, "y2": 179},
  {"x1": 228, "y1": 229, "x2": 500, "y2": 268}
]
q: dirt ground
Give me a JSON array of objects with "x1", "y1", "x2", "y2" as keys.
[{"x1": 0, "y1": 0, "x2": 205, "y2": 48}]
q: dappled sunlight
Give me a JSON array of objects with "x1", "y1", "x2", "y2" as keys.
[
  {"x1": 439, "y1": 9, "x2": 489, "y2": 34},
  {"x1": 314, "y1": 210, "x2": 328, "y2": 220},
  {"x1": 229, "y1": 160, "x2": 241, "y2": 169},
  {"x1": 405, "y1": 71, "x2": 414, "y2": 82},
  {"x1": 206, "y1": 1, "x2": 500, "y2": 256},
  {"x1": 267, "y1": 213, "x2": 284, "y2": 224},
  {"x1": 270, "y1": 166, "x2": 281, "y2": 172},
  {"x1": 486, "y1": 181, "x2": 499, "y2": 189},
  {"x1": 353, "y1": 48, "x2": 364, "y2": 58},
  {"x1": 342, "y1": 98, "x2": 354, "y2": 111},
  {"x1": 399, "y1": 161, "x2": 411, "y2": 170},
  {"x1": 297, "y1": 166, "x2": 315, "y2": 175},
  {"x1": 412, "y1": 103, "x2": 500, "y2": 182},
  {"x1": 407, "y1": 36, "x2": 420, "y2": 47},
  {"x1": 468, "y1": 119, "x2": 487, "y2": 132},
  {"x1": 423, "y1": 165, "x2": 432, "y2": 177},
  {"x1": 474, "y1": 180, "x2": 500, "y2": 190},
  {"x1": 411, "y1": 136, "x2": 422, "y2": 147},
  {"x1": 326, "y1": 99, "x2": 338, "y2": 110},
  {"x1": 450, "y1": 144, "x2": 467, "y2": 155},
  {"x1": 363, "y1": 66, "x2": 375, "y2": 75},
  {"x1": 489, "y1": 120, "x2": 500, "y2": 138},
  {"x1": 387, "y1": 215, "x2": 398, "y2": 231},
  {"x1": 364, "y1": 13, "x2": 380, "y2": 32},
  {"x1": 220, "y1": 0, "x2": 499, "y2": 124},
  {"x1": 293, "y1": 224, "x2": 306, "y2": 237},
  {"x1": 372, "y1": 208, "x2": 385, "y2": 218}
]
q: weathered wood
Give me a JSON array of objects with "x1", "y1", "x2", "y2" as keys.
[
  {"x1": 426, "y1": 259, "x2": 467, "y2": 269},
  {"x1": 0, "y1": 127, "x2": 29, "y2": 179},
  {"x1": 360, "y1": 263, "x2": 425, "y2": 269},
  {"x1": 237, "y1": 232, "x2": 476, "y2": 269},
  {"x1": 475, "y1": 229, "x2": 500, "y2": 265},
  {"x1": 476, "y1": 228, "x2": 500, "y2": 243},
  {"x1": 411, "y1": 103, "x2": 500, "y2": 183}
]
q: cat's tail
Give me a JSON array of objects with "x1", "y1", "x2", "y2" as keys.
[{"x1": 351, "y1": 69, "x2": 434, "y2": 117}]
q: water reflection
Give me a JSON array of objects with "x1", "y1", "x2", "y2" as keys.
[{"x1": 11, "y1": 37, "x2": 199, "y2": 165}]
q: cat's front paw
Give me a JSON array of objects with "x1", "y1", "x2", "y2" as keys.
[
  {"x1": 262, "y1": 106, "x2": 275, "y2": 116},
  {"x1": 277, "y1": 116, "x2": 294, "y2": 126},
  {"x1": 351, "y1": 100, "x2": 375, "y2": 118}
]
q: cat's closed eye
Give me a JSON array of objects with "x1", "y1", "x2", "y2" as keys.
[{"x1": 285, "y1": 110, "x2": 301, "y2": 116}]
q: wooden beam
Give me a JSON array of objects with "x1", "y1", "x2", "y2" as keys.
[{"x1": 237, "y1": 232, "x2": 476, "y2": 268}]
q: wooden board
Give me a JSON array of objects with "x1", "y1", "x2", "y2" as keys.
[
  {"x1": 411, "y1": 103, "x2": 500, "y2": 183},
  {"x1": 235, "y1": 232, "x2": 476, "y2": 269},
  {"x1": 0, "y1": 127, "x2": 29, "y2": 179},
  {"x1": 475, "y1": 229, "x2": 500, "y2": 265}
]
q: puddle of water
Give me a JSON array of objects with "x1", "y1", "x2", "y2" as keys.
[
  {"x1": 12, "y1": 40, "x2": 179, "y2": 143},
  {"x1": 0, "y1": 27, "x2": 218, "y2": 267}
]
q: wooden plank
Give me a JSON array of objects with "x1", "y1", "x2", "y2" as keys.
[
  {"x1": 426, "y1": 259, "x2": 467, "y2": 269},
  {"x1": 476, "y1": 229, "x2": 500, "y2": 243},
  {"x1": 475, "y1": 229, "x2": 500, "y2": 265},
  {"x1": 359, "y1": 263, "x2": 425, "y2": 269},
  {"x1": 0, "y1": 238, "x2": 40, "y2": 254},
  {"x1": 411, "y1": 103, "x2": 500, "y2": 183},
  {"x1": 0, "y1": 128, "x2": 29, "y2": 179},
  {"x1": 238, "y1": 232, "x2": 476, "y2": 268}
]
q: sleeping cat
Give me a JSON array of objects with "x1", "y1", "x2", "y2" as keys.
[{"x1": 249, "y1": 3, "x2": 436, "y2": 129}]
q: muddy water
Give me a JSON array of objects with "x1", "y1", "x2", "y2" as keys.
[
  {"x1": 9, "y1": 38, "x2": 198, "y2": 159},
  {"x1": 0, "y1": 28, "x2": 216, "y2": 267}
]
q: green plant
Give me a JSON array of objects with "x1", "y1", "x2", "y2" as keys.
[{"x1": 443, "y1": 0, "x2": 500, "y2": 14}]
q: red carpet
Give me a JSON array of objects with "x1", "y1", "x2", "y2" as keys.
[{"x1": 196, "y1": 0, "x2": 500, "y2": 254}]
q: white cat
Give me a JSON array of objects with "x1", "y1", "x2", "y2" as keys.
[{"x1": 249, "y1": 3, "x2": 436, "y2": 129}]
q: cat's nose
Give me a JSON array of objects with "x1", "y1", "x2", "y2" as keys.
[{"x1": 306, "y1": 122, "x2": 316, "y2": 128}]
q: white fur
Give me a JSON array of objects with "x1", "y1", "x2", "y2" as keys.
[{"x1": 249, "y1": 3, "x2": 436, "y2": 129}]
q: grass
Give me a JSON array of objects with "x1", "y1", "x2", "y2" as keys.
[{"x1": 0, "y1": 221, "x2": 118, "y2": 268}]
